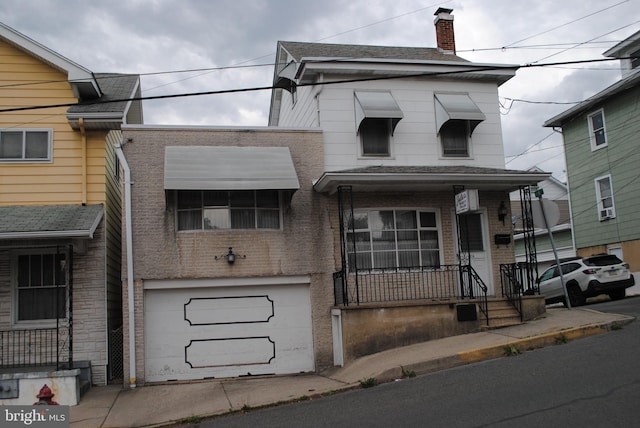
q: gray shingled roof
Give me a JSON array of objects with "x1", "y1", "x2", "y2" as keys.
[
  {"x1": 67, "y1": 73, "x2": 139, "y2": 115},
  {"x1": 0, "y1": 204, "x2": 104, "y2": 239},
  {"x1": 279, "y1": 41, "x2": 469, "y2": 63}
]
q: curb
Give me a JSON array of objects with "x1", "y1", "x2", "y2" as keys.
[
  {"x1": 375, "y1": 317, "x2": 635, "y2": 383},
  {"x1": 458, "y1": 318, "x2": 633, "y2": 364}
]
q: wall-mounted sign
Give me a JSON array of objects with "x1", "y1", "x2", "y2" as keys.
[{"x1": 455, "y1": 189, "x2": 479, "y2": 214}]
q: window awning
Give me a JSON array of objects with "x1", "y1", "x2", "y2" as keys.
[
  {"x1": 355, "y1": 91, "x2": 403, "y2": 134},
  {"x1": 274, "y1": 60, "x2": 297, "y2": 93},
  {"x1": 164, "y1": 146, "x2": 300, "y2": 191},
  {"x1": 434, "y1": 93, "x2": 485, "y2": 134}
]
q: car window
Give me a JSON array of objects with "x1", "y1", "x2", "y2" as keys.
[
  {"x1": 583, "y1": 255, "x2": 622, "y2": 266},
  {"x1": 562, "y1": 263, "x2": 581, "y2": 274},
  {"x1": 539, "y1": 267, "x2": 558, "y2": 282}
]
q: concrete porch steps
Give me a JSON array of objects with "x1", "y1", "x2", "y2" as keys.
[{"x1": 484, "y1": 298, "x2": 523, "y2": 329}]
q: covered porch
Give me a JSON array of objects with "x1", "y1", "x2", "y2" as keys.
[
  {"x1": 0, "y1": 204, "x2": 104, "y2": 404},
  {"x1": 314, "y1": 165, "x2": 549, "y2": 364}
]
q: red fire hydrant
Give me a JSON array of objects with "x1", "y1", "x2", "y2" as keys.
[{"x1": 34, "y1": 384, "x2": 59, "y2": 405}]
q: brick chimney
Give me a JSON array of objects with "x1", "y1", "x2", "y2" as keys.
[{"x1": 434, "y1": 7, "x2": 456, "y2": 54}]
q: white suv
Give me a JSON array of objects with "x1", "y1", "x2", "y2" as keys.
[{"x1": 537, "y1": 254, "x2": 635, "y2": 306}]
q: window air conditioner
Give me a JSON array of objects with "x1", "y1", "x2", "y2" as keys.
[{"x1": 600, "y1": 208, "x2": 614, "y2": 220}]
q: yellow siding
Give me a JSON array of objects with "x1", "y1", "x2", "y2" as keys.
[{"x1": 0, "y1": 40, "x2": 108, "y2": 206}]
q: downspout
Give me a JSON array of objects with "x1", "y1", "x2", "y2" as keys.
[
  {"x1": 79, "y1": 118, "x2": 87, "y2": 205},
  {"x1": 114, "y1": 138, "x2": 136, "y2": 388}
]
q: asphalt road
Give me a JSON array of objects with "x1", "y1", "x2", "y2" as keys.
[{"x1": 189, "y1": 296, "x2": 640, "y2": 428}]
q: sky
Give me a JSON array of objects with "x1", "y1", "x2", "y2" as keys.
[{"x1": 1, "y1": 0, "x2": 638, "y2": 182}]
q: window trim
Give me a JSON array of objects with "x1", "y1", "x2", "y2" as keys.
[
  {"x1": 595, "y1": 174, "x2": 616, "y2": 221},
  {"x1": 11, "y1": 249, "x2": 69, "y2": 327},
  {"x1": 587, "y1": 109, "x2": 607, "y2": 151},
  {"x1": 175, "y1": 190, "x2": 283, "y2": 232},
  {"x1": 0, "y1": 129, "x2": 53, "y2": 163},
  {"x1": 345, "y1": 208, "x2": 443, "y2": 271}
]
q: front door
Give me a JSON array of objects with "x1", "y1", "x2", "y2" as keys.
[{"x1": 456, "y1": 210, "x2": 493, "y2": 295}]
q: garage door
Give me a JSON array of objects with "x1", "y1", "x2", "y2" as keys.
[{"x1": 144, "y1": 279, "x2": 314, "y2": 382}]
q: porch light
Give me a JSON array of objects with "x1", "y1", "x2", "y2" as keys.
[
  {"x1": 215, "y1": 247, "x2": 245, "y2": 265},
  {"x1": 498, "y1": 201, "x2": 507, "y2": 225}
]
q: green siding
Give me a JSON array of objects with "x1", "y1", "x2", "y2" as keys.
[{"x1": 562, "y1": 84, "x2": 640, "y2": 249}]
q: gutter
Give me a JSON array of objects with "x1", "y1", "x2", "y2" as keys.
[{"x1": 114, "y1": 139, "x2": 136, "y2": 389}]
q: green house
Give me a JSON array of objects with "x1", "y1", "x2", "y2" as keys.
[{"x1": 544, "y1": 30, "x2": 640, "y2": 281}]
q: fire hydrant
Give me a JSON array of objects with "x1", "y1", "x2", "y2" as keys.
[{"x1": 34, "y1": 384, "x2": 59, "y2": 405}]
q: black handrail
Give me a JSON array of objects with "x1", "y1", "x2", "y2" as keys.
[
  {"x1": 334, "y1": 264, "x2": 489, "y2": 324},
  {"x1": 0, "y1": 327, "x2": 70, "y2": 369},
  {"x1": 500, "y1": 264, "x2": 524, "y2": 322}
]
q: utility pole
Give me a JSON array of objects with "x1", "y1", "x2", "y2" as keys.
[{"x1": 535, "y1": 188, "x2": 571, "y2": 309}]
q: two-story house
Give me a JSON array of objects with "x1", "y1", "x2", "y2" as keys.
[
  {"x1": 0, "y1": 22, "x2": 142, "y2": 403},
  {"x1": 119, "y1": 8, "x2": 548, "y2": 386},
  {"x1": 544, "y1": 29, "x2": 640, "y2": 295},
  {"x1": 269, "y1": 8, "x2": 549, "y2": 363}
]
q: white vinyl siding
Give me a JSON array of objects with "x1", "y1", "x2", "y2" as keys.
[{"x1": 285, "y1": 80, "x2": 503, "y2": 171}]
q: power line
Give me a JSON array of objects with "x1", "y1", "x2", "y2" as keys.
[
  {"x1": 501, "y1": 0, "x2": 630, "y2": 49},
  {"x1": 0, "y1": 57, "x2": 629, "y2": 114}
]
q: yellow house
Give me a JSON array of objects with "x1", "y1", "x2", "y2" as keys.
[{"x1": 0, "y1": 22, "x2": 142, "y2": 402}]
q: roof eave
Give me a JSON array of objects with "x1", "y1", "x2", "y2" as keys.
[
  {"x1": 313, "y1": 171, "x2": 550, "y2": 194},
  {"x1": 0, "y1": 22, "x2": 101, "y2": 99}
]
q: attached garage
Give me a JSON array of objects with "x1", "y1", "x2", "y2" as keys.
[{"x1": 143, "y1": 276, "x2": 314, "y2": 382}]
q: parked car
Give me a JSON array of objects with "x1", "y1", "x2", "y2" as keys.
[{"x1": 537, "y1": 254, "x2": 635, "y2": 306}]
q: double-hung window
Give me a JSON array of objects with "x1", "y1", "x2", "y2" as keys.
[
  {"x1": 345, "y1": 209, "x2": 441, "y2": 271},
  {"x1": 14, "y1": 251, "x2": 68, "y2": 323},
  {"x1": 440, "y1": 121, "x2": 470, "y2": 157},
  {"x1": 595, "y1": 175, "x2": 615, "y2": 221},
  {"x1": 177, "y1": 190, "x2": 281, "y2": 231},
  {"x1": 360, "y1": 118, "x2": 392, "y2": 156},
  {"x1": 588, "y1": 110, "x2": 607, "y2": 151},
  {"x1": 0, "y1": 129, "x2": 52, "y2": 162},
  {"x1": 354, "y1": 91, "x2": 403, "y2": 158}
]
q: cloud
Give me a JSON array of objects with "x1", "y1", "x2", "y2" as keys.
[{"x1": 1, "y1": 0, "x2": 637, "y2": 181}]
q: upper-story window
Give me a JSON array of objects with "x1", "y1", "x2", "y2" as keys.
[
  {"x1": 359, "y1": 118, "x2": 392, "y2": 156},
  {"x1": 595, "y1": 175, "x2": 616, "y2": 221},
  {"x1": 354, "y1": 91, "x2": 403, "y2": 158},
  {"x1": 0, "y1": 129, "x2": 52, "y2": 162},
  {"x1": 631, "y1": 48, "x2": 640, "y2": 71},
  {"x1": 588, "y1": 109, "x2": 607, "y2": 151},
  {"x1": 177, "y1": 190, "x2": 281, "y2": 231},
  {"x1": 434, "y1": 93, "x2": 484, "y2": 158},
  {"x1": 440, "y1": 120, "x2": 470, "y2": 157}
]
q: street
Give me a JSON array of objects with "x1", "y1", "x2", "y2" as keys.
[{"x1": 187, "y1": 296, "x2": 640, "y2": 428}]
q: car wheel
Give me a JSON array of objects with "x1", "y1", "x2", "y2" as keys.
[
  {"x1": 565, "y1": 284, "x2": 586, "y2": 307},
  {"x1": 608, "y1": 289, "x2": 626, "y2": 301}
]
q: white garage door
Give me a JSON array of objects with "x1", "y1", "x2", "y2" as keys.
[{"x1": 144, "y1": 279, "x2": 314, "y2": 382}]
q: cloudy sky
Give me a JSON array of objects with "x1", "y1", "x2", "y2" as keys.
[{"x1": 1, "y1": 0, "x2": 638, "y2": 181}]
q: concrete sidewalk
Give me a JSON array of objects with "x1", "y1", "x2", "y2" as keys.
[{"x1": 71, "y1": 306, "x2": 635, "y2": 428}]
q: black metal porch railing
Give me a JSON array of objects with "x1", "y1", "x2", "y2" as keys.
[
  {"x1": 334, "y1": 264, "x2": 489, "y2": 324},
  {"x1": 0, "y1": 327, "x2": 71, "y2": 370},
  {"x1": 499, "y1": 263, "x2": 527, "y2": 322}
]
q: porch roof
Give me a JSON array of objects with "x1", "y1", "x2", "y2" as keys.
[
  {"x1": 313, "y1": 165, "x2": 550, "y2": 194},
  {"x1": 0, "y1": 204, "x2": 103, "y2": 240}
]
